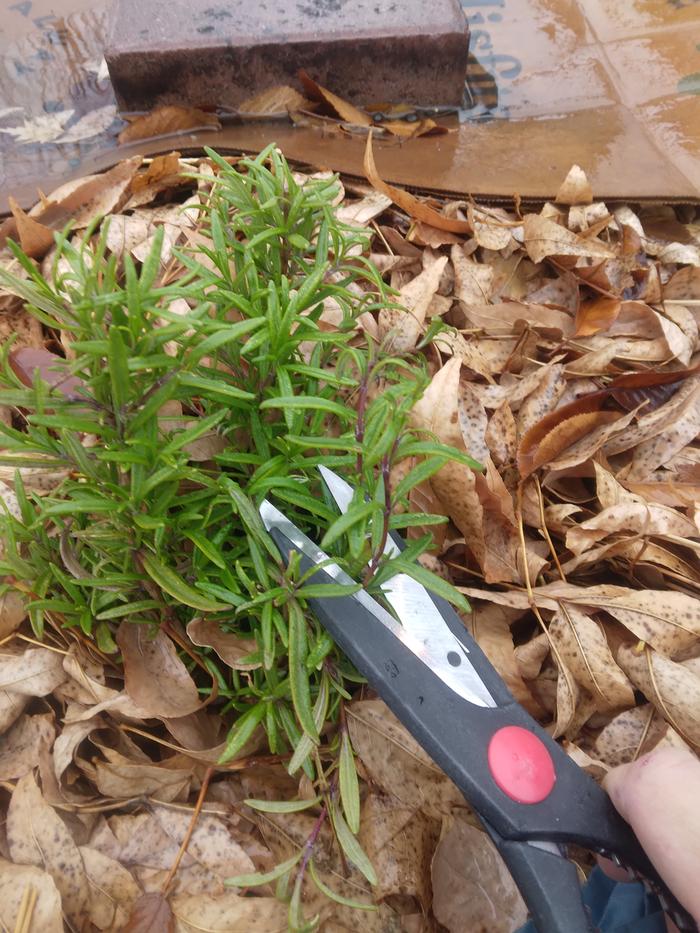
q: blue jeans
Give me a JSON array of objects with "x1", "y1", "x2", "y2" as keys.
[{"x1": 516, "y1": 867, "x2": 667, "y2": 932}]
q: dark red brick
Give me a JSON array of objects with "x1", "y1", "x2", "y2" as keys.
[{"x1": 105, "y1": 0, "x2": 469, "y2": 112}]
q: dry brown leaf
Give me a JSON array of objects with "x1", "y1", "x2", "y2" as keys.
[
  {"x1": 593, "y1": 705, "x2": 663, "y2": 768},
  {"x1": 465, "y1": 602, "x2": 541, "y2": 715},
  {"x1": 117, "y1": 623, "x2": 202, "y2": 718},
  {"x1": 186, "y1": 618, "x2": 260, "y2": 671},
  {"x1": 379, "y1": 256, "x2": 448, "y2": 352},
  {"x1": 664, "y1": 265, "x2": 700, "y2": 301},
  {"x1": 431, "y1": 814, "x2": 527, "y2": 933},
  {"x1": 0, "y1": 645, "x2": 67, "y2": 698},
  {"x1": 7, "y1": 772, "x2": 90, "y2": 925},
  {"x1": 238, "y1": 85, "x2": 309, "y2": 115},
  {"x1": 617, "y1": 645, "x2": 700, "y2": 748},
  {"x1": 555, "y1": 165, "x2": 593, "y2": 206},
  {"x1": 87, "y1": 748, "x2": 193, "y2": 802},
  {"x1": 364, "y1": 134, "x2": 471, "y2": 234},
  {"x1": 0, "y1": 712, "x2": 55, "y2": 780},
  {"x1": 335, "y1": 191, "x2": 391, "y2": 226},
  {"x1": 574, "y1": 297, "x2": 621, "y2": 337},
  {"x1": 458, "y1": 382, "x2": 489, "y2": 464},
  {"x1": 622, "y1": 383, "x2": 700, "y2": 481},
  {"x1": 80, "y1": 845, "x2": 142, "y2": 929},
  {"x1": 0, "y1": 588, "x2": 26, "y2": 639},
  {"x1": 516, "y1": 363, "x2": 565, "y2": 439},
  {"x1": 0, "y1": 859, "x2": 63, "y2": 933},
  {"x1": 171, "y1": 891, "x2": 287, "y2": 932},
  {"x1": 523, "y1": 213, "x2": 614, "y2": 263},
  {"x1": 451, "y1": 244, "x2": 494, "y2": 306},
  {"x1": 124, "y1": 892, "x2": 175, "y2": 932},
  {"x1": 346, "y1": 700, "x2": 463, "y2": 820},
  {"x1": 548, "y1": 605, "x2": 634, "y2": 709},
  {"x1": 119, "y1": 106, "x2": 220, "y2": 144},
  {"x1": 358, "y1": 794, "x2": 439, "y2": 910},
  {"x1": 8, "y1": 195, "x2": 54, "y2": 259},
  {"x1": 462, "y1": 300, "x2": 573, "y2": 335},
  {"x1": 298, "y1": 70, "x2": 372, "y2": 126}
]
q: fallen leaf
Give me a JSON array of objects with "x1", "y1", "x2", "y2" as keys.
[
  {"x1": 124, "y1": 892, "x2": 175, "y2": 932},
  {"x1": 0, "y1": 713, "x2": 55, "y2": 779},
  {"x1": 186, "y1": 618, "x2": 260, "y2": 671},
  {"x1": 593, "y1": 705, "x2": 664, "y2": 768},
  {"x1": 8, "y1": 196, "x2": 54, "y2": 259},
  {"x1": 86, "y1": 746, "x2": 194, "y2": 802},
  {"x1": 451, "y1": 243, "x2": 494, "y2": 306},
  {"x1": 238, "y1": 85, "x2": 309, "y2": 115},
  {"x1": 119, "y1": 106, "x2": 220, "y2": 144},
  {"x1": 298, "y1": 70, "x2": 372, "y2": 126},
  {"x1": 617, "y1": 645, "x2": 700, "y2": 748},
  {"x1": 335, "y1": 191, "x2": 391, "y2": 226},
  {"x1": 359, "y1": 794, "x2": 439, "y2": 910},
  {"x1": 171, "y1": 891, "x2": 287, "y2": 932},
  {"x1": 623, "y1": 383, "x2": 700, "y2": 481},
  {"x1": 364, "y1": 134, "x2": 471, "y2": 234},
  {"x1": 0, "y1": 859, "x2": 63, "y2": 933},
  {"x1": 0, "y1": 588, "x2": 26, "y2": 639},
  {"x1": 80, "y1": 845, "x2": 142, "y2": 930},
  {"x1": 431, "y1": 814, "x2": 527, "y2": 933},
  {"x1": 516, "y1": 363, "x2": 565, "y2": 439},
  {"x1": 7, "y1": 772, "x2": 90, "y2": 925},
  {"x1": 0, "y1": 645, "x2": 67, "y2": 698},
  {"x1": 0, "y1": 110, "x2": 74, "y2": 144},
  {"x1": 117, "y1": 623, "x2": 202, "y2": 718},
  {"x1": 664, "y1": 266, "x2": 700, "y2": 301},
  {"x1": 548, "y1": 605, "x2": 634, "y2": 709},
  {"x1": 574, "y1": 297, "x2": 621, "y2": 337},
  {"x1": 555, "y1": 164, "x2": 593, "y2": 206},
  {"x1": 378, "y1": 256, "x2": 448, "y2": 352},
  {"x1": 346, "y1": 700, "x2": 463, "y2": 820},
  {"x1": 53, "y1": 714, "x2": 104, "y2": 784},
  {"x1": 523, "y1": 213, "x2": 614, "y2": 263}
]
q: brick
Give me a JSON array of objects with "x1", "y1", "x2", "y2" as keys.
[{"x1": 105, "y1": 0, "x2": 469, "y2": 113}]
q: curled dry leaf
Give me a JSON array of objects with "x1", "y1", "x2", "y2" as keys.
[
  {"x1": 117, "y1": 622, "x2": 202, "y2": 719},
  {"x1": 364, "y1": 134, "x2": 471, "y2": 234},
  {"x1": 299, "y1": 69, "x2": 372, "y2": 126},
  {"x1": 8, "y1": 196, "x2": 54, "y2": 259},
  {"x1": 574, "y1": 296, "x2": 621, "y2": 336},
  {"x1": 7, "y1": 772, "x2": 90, "y2": 925},
  {"x1": 555, "y1": 164, "x2": 593, "y2": 206},
  {"x1": 0, "y1": 712, "x2": 55, "y2": 780},
  {"x1": 0, "y1": 859, "x2": 63, "y2": 933},
  {"x1": 238, "y1": 84, "x2": 309, "y2": 115},
  {"x1": 80, "y1": 845, "x2": 142, "y2": 930},
  {"x1": 431, "y1": 814, "x2": 527, "y2": 933},
  {"x1": 0, "y1": 645, "x2": 67, "y2": 698},
  {"x1": 378, "y1": 255, "x2": 448, "y2": 353},
  {"x1": 617, "y1": 645, "x2": 700, "y2": 748},
  {"x1": 523, "y1": 213, "x2": 614, "y2": 263},
  {"x1": 186, "y1": 618, "x2": 260, "y2": 671}
]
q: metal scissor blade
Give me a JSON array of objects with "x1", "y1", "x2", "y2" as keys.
[{"x1": 317, "y1": 466, "x2": 496, "y2": 708}]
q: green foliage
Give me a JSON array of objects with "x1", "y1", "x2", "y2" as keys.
[{"x1": 0, "y1": 145, "x2": 476, "y2": 928}]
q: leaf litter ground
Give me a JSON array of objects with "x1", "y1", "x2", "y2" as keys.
[{"x1": 0, "y1": 138, "x2": 699, "y2": 933}]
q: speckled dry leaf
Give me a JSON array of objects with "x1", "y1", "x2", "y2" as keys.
[
  {"x1": 654, "y1": 308, "x2": 694, "y2": 364},
  {"x1": 465, "y1": 602, "x2": 540, "y2": 715},
  {"x1": 623, "y1": 383, "x2": 700, "y2": 481},
  {"x1": 469, "y1": 205, "x2": 516, "y2": 251},
  {"x1": 485, "y1": 401, "x2": 517, "y2": 468},
  {"x1": 514, "y1": 632, "x2": 550, "y2": 681},
  {"x1": 617, "y1": 645, "x2": 700, "y2": 748},
  {"x1": 79, "y1": 845, "x2": 141, "y2": 930},
  {"x1": 516, "y1": 363, "x2": 565, "y2": 438},
  {"x1": 171, "y1": 891, "x2": 288, "y2": 933},
  {"x1": 0, "y1": 645, "x2": 66, "y2": 698},
  {"x1": 523, "y1": 213, "x2": 613, "y2": 263},
  {"x1": 7, "y1": 772, "x2": 90, "y2": 924},
  {"x1": 53, "y1": 714, "x2": 103, "y2": 784},
  {"x1": 431, "y1": 814, "x2": 527, "y2": 933},
  {"x1": 555, "y1": 164, "x2": 593, "y2": 206},
  {"x1": 186, "y1": 618, "x2": 260, "y2": 672},
  {"x1": 359, "y1": 794, "x2": 439, "y2": 910},
  {"x1": 458, "y1": 382, "x2": 489, "y2": 464},
  {"x1": 462, "y1": 300, "x2": 573, "y2": 335},
  {"x1": 664, "y1": 266, "x2": 700, "y2": 301},
  {"x1": 549, "y1": 605, "x2": 634, "y2": 710},
  {"x1": 451, "y1": 243, "x2": 494, "y2": 306},
  {"x1": 564, "y1": 741, "x2": 609, "y2": 778},
  {"x1": 0, "y1": 712, "x2": 55, "y2": 780},
  {"x1": 552, "y1": 654, "x2": 580, "y2": 739},
  {"x1": 0, "y1": 588, "x2": 25, "y2": 639},
  {"x1": 0, "y1": 859, "x2": 63, "y2": 933},
  {"x1": 604, "y1": 378, "x2": 699, "y2": 455},
  {"x1": 566, "y1": 499, "x2": 698, "y2": 557},
  {"x1": 592, "y1": 705, "x2": 667, "y2": 768},
  {"x1": 124, "y1": 892, "x2": 175, "y2": 932},
  {"x1": 149, "y1": 803, "x2": 255, "y2": 879},
  {"x1": 546, "y1": 406, "x2": 637, "y2": 471},
  {"x1": 117, "y1": 622, "x2": 201, "y2": 719},
  {"x1": 0, "y1": 692, "x2": 27, "y2": 734},
  {"x1": 379, "y1": 256, "x2": 448, "y2": 353},
  {"x1": 346, "y1": 700, "x2": 463, "y2": 819}
]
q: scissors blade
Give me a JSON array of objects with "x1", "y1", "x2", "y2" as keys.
[{"x1": 317, "y1": 465, "x2": 496, "y2": 708}]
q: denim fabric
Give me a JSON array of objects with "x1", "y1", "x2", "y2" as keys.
[{"x1": 516, "y1": 867, "x2": 667, "y2": 933}]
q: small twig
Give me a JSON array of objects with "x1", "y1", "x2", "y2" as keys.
[
  {"x1": 161, "y1": 765, "x2": 214, "y2": 898},
  {"x1": 534, "y1": 476, "x2": 566, "y2": 582}
]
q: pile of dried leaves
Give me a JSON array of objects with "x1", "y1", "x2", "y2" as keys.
[{"x1": 0, "y1": 140, "x2": 699, "y2": 933}]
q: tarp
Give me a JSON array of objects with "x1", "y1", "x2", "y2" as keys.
[{"x1": 1, "y1": 0, "x2": 699, "y2": 211}]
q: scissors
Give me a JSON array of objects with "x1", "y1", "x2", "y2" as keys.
[{"x1": 259, "y1": 465, "x2": 696, "y2": 933}]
